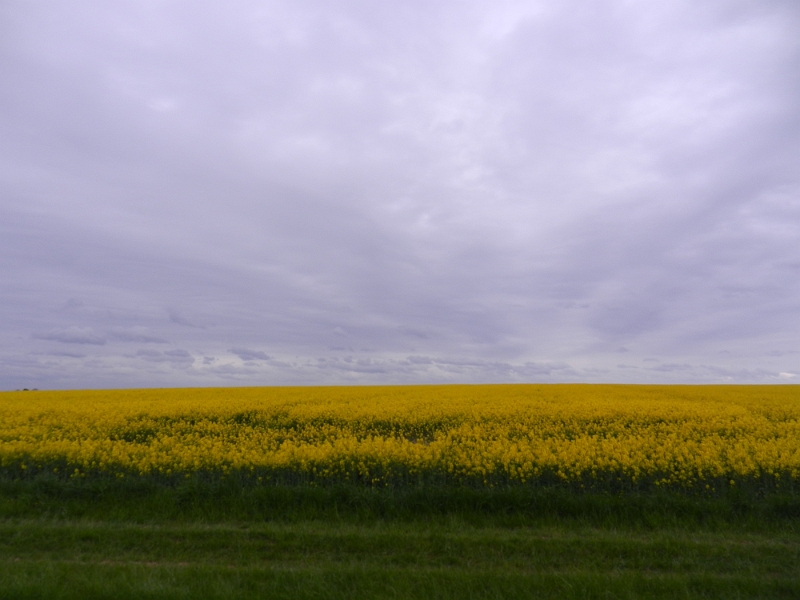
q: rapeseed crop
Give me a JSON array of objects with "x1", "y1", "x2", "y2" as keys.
[{"x1": 1, "y1": 385, "x2": 799, "y2": 491}]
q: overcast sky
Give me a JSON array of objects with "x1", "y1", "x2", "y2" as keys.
[{"x1": 2, "y1": 0, "x2": 799, "y2": 389}]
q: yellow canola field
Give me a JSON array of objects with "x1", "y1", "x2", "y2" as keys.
[{"x1": 1, "y1": 384, "x2": 799, "y2": 489}]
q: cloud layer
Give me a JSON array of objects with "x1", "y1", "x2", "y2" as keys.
[{"x1": 2, "y1": 0, "x2": 799, "y2": 389}]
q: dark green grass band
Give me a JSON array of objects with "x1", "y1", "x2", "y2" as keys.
[
  {"x1": 5, "y1": 460, "x2": 799, "y2": 495},
  {"x1": 2, "y1": 563, "x2": 800, "y2": 600},
  {"x1": 2, "y1": 475, "x2": 799, "y2": 526},
  {"x1": 2, "y1": 563, "x2": 798, "y2": 600}
]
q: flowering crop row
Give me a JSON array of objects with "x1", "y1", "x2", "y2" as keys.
[{"x1": 1, "y1": 385, "x2": 799, "y2": 490}]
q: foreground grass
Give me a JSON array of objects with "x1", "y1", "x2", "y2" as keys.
[
  {"x1": 1, "y1": 478, "x2": 799, "y2": 599},
  {"x1": 6, "y1": 563, "x2": 799, "y2": 600},
  {"x1": 3, "y1": 518, "x2": 800, "y2": 599}
]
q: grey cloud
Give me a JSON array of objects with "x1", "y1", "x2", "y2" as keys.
[
  {"x1": 33, "y1": 327, "x2": 106, "y2": 345},
  {"x1": 229, "y1": 348, "x2": 271, "y2": 361},
  {"x1": 1, "y1": 356, "x2": 52, "y2": 369},
  {"x1": 406, "y1": 355, "x2": 433, "y2": 365},
  {"x1": 109, "y1": 327, "x2": 169, "y2": 344},
  {"x1": 516, "y1": 362, "x2": 577, "y2": 377},
  {"x1": 303, "y1": 355, "x2": 581, "y2": 382},
  {"x1": 210, "y1": 368, "x2": 259, "y2": 379},
  {"x1": 2, "y1": 1, "x2": 800, "y2": 388},
  {"x1": 647, "y1": 363, "x2": 694, "y2": 373},
  {"x1": 398, "y1": 327, "x2": 430, "y2": 340},
  {"x1": 135, "y1": 349, "x2": 193, "y2": 364},
  {"x1": 315, "y1": 358, "x2": 392, "y2": 375},
  {"x1": 36, "y1": 350, "x2": 87, "y2": 358},
  {"x1": 168, "y1": 310, "x2": 202, "y2": 328}
]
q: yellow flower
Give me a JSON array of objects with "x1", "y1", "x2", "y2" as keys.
[{"x1": 0, "y1": 384, "x2": 798, "y2": 488}]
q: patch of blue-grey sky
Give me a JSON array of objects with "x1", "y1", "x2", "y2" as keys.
[{"x1": 1, "y1": 0, "x2": 799, "y2": 388}]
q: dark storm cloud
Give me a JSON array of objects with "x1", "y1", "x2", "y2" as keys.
[{"x1": 1, "y1": 0, "x2": 799, "y2": 389}]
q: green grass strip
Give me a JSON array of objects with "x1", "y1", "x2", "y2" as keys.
[
  {"x1": 2, "y1": 561, "x2": 799, "y2": 600},
  {"x1": 2, "y1": 476, "x2": 799, "y2": 528}
]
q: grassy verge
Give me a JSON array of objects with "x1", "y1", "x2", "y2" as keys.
[
  {"x1": 3, "y1": 475, "x2": 799, "y2": 527},
  {"x1": 1, "y1": 477, "x2": 799, "y2": 598},
  {"x1": 5, "y1": 563, "x2": 800, "y2": 600},
  {"x1": 2, "y1": 519, "x2": 799, "y2": 599}
]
